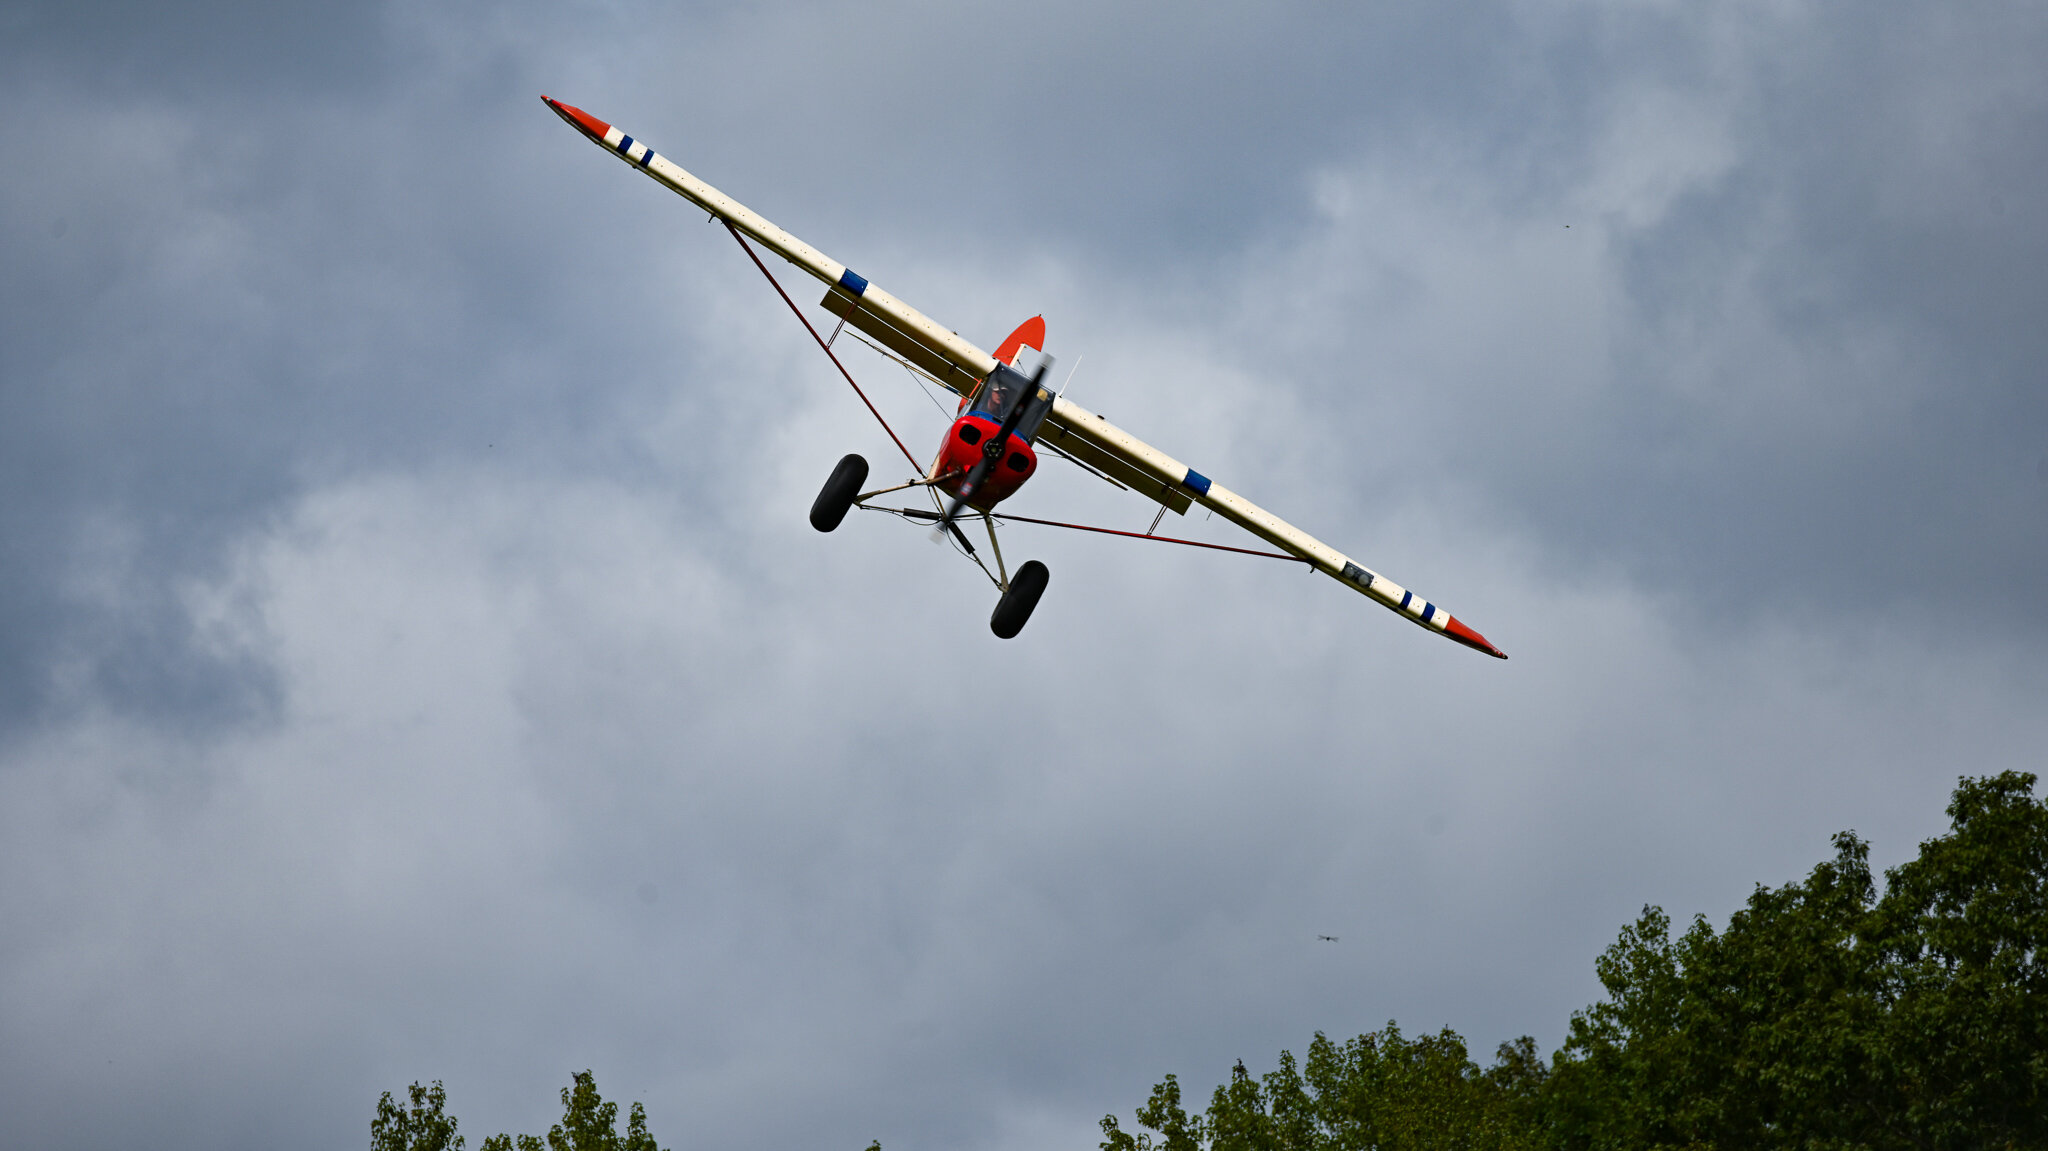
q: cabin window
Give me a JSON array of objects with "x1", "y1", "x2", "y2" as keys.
[
  {"x1": 973, "y1": 364, "x2": 1031, "y2": 424},
  {"x1": 1014, "y1": 387, "x2": 1053, "y2": 441},
  {"x1": 971, "y1": 363, "x2": 1055, "y2": 442}
]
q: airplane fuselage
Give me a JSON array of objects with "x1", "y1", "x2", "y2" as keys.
[{"x1": 930, "y1": 409, "x2": 1040, "y2": 509}]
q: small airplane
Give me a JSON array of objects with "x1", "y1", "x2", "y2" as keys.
[{"x1": 543, "y1": 97, "x2": 1505, "y2": 657}]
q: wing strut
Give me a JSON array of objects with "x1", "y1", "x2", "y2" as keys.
[
  {"x1": 990, "y1": 511, "x2": 1315, "y2": 565},
  {"x1": 863, "y1": 504, "x2": 1313, "y2": 566},
  {"x1": 724, "y1": 222, "x2": 921, "y2": 471}
]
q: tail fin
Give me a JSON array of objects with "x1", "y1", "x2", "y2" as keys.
[{"x1": 992, "y1": 315, "x2": 1046, "y2": 367}]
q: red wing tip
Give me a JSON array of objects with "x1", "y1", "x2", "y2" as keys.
[
  {"x1": 1443, "y1": 615, "x2": 1508, "y2": 660},
  {"x1": 541, "y1": 95, "x2": 611, "y2": 142}
]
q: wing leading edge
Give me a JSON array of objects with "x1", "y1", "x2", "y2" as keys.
[{"x1": 542, "y1": 95, "x2": 1505, "y2": 658}]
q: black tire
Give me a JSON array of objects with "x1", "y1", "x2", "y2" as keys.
[
  {"x1": 809, "y1": 454, "x2": 869, "y2": 532},
  {"x1": 989, "y1": 560, "x2": 1050, "y2": 639}
]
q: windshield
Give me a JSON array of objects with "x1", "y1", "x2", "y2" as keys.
[
  {"x1": 969, "y1": 363, "x2": 1055, "y2": 442},
  {"x1": 973, "y1": 364, "x2": 1030, "y2": 423}
]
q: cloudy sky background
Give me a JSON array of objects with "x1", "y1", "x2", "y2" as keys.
[{"x1": 3, "y1": 1, "x2": 2045, "y2": 1147}]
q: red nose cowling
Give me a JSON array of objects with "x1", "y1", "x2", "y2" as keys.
[{"x1": 933, "y1": 416, "x2": 1037, "y2": 509}]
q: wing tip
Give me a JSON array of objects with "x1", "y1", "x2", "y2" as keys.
[
  {"x1": 541, "y1": 95, "x2": 611, "y2": 143},
  {"x1": 1443, "y1": 615, "x2": 1508, "y2": 660}
]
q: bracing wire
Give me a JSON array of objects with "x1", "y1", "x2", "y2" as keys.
[
  {"x1": 724, "y1": 224, "x2": 921, "y2": 470},
  {"x1": 842, "y1": 330, "x2": 959, "y2": 421}
]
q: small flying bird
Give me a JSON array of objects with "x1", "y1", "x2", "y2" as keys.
[{"x1": 1318, "y1": 934, "x2": 1339, "y2": 942}]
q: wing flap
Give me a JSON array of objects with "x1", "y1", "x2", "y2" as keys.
[
  {"x1": 821, "y1": 288, "x2": 984, "y2": 397},
  {"x1": 1037, "y1": 410, "x2": 1193, "y2": 516}
]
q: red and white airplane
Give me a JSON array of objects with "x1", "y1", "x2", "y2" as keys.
[{"x1": 544, "y1": 96, "x2": 1505, "y2": 658}]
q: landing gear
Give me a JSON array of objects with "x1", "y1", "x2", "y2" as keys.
[
  {"x1": 990, "y1": 560, "x2": 1050, "y2": 639},
  {"x1": 810, "y1": 454, "x2": 868, "y2": 532},
  {"x1": 818, "y1": 460, "x2": 1049, "y2": 636}
]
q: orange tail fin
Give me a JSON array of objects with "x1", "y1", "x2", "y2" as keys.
[{"x1": 992, "y1": 315, "x2": 1045, "y2": 366}]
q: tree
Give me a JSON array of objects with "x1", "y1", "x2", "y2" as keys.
[
  {"x1": 1543, "y1": 771, "x2": 2047, "y2": 1150},
  {"x1": 1112, "y1": 772, "x2": 2047, "y2": 1151},
  {"x1": 374, "y1": 1072, "x2": 666, "y2": 1151},
  {"x1": 384, "y1": 778, "x2": 2043, "y2": 1151},
  {"x1": 481, "y1": 1071, "x2": 666, "y2": 1151},
  {"x1": 1101, "y1": 1073, "x2": 1205, "y2": 1151},
  {"x1": 1103, "y1": 1025, "x2": 1545, "y2": 1151},
  {"x1": 373, "y1": 1081, "x2": 466, "y2": 1151},
  {"x1": 1866, "y1": 771, "x2": 2048, "y2": 1147}
]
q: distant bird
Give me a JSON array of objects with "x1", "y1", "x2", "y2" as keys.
[
  {"x1": 1234, "y1": 1060, "x2": 1248, "y2": 1079},
  {"x1": 1318, "y1": 934, "x2": 1339, "y2": 942}
]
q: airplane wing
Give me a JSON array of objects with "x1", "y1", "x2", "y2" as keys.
[
  {"x1": 1030, "y1": 396, "x2": 1507, "y2": 657},
  {"x1": 543, "y1": 96, "x2": 1506, "y2": 659}
]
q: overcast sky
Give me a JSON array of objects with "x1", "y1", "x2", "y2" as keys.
[{"x1": 3, "y1": 2, "x2": 2045, "y2": 1148}]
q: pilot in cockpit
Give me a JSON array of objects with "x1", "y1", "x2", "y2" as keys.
[{"x1": 979, "y1": 376, "x2": 1018, "y2": 420}]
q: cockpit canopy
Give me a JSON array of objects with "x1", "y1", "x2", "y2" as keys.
[{"x1": 969, "y1": 362, "x2": 1055, "y2": 442}]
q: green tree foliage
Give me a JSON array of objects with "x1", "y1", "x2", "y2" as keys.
[
  {"x1": 373, "y1": 1081, "x2": 466, "y2": 1151},
  {"x1": 375, "y1": 1072, "x2": 665, "y2": 1151},
  {"x1": 478, "y1": 1070, "x2": 665, "y2": 1151},
  {"x1": 1868, "y1": 770, "x2": 2048, "y2": 1144},
  {"x1": 1546, "y1": 770, "x2": 2047, "y2": 1150},
  {"x1": 382, "y1": 776, "x2": 2041, "y2": 1151},
  {"x1": 1110, "y1": 772, "x2": 2047, "y2": 1151},
  {"x1": 1101, "y1": 1026, "x2": 1546, "y2": 1151}
]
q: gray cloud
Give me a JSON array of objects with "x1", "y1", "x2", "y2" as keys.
[{"x1": 3, "y1": 1, "x2": 391, "y2": 98}]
